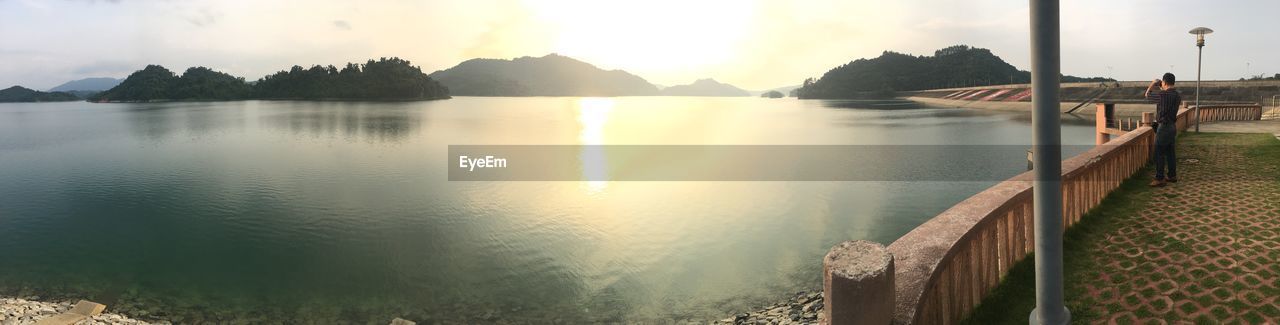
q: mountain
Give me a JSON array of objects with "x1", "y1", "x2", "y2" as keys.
[
  {"x1": 660, "y1": 79, "x2": 751, "y2": 97},
  {"x1": 428, "y1": 54, "x2": 659, "y2": 96},
  {"x1": 0, "y1": 86, "x2": 80, "y2": 102},
  {"x1": 797, "y1": 45, "x2": 1112, "y2": 99},
  {"x1": 49, "y1": 77, "x2": 121, "y2": 92},
  {"x1": 93, "y1": 58, "x2": 449, "y2": 102}
]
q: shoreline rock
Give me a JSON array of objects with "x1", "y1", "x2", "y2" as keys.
[
  {"x1": 712, "y1": 291, "x2": 824, "y2": 325},
  {"x1": 0, "y1": 296, "x2": 166, "y2": 325}
]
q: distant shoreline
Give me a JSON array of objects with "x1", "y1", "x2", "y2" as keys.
[
  {"x1": 82, "y1": 95, "x2": 780, "y2": 103},
  {"x1": 1, "y1": 95, "x2": 796, "y2": 105},
  {"x1": 89, "y1": 96, "x2": 452, "y2": 104}
]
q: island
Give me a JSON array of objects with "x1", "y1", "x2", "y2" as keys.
[
  {"x1": 756, "y1": 85, "x2": 799, "y2": 98},
  {"x1": 760, "y1": 90, "x2": 785, "y2": 98},
  {"x1": 0, "y1": 86, "x2": 80, "y2": 102},
  {"x1": 91, "y1": 57, "x2": 450, "y2": 102}
]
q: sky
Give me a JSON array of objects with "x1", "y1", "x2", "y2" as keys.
[{"x1": 2, "y1": 0, "x2": 1277, "y2": 91}]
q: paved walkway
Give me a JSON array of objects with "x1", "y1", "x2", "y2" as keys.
[
  {"x1": 1076, "y1": 133, "x2": 1280, "y2": 323},
  {"x1": 966, "y1": 132, "x2": 1280, "y2": 324}
]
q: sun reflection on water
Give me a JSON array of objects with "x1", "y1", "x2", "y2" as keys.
[{"x1": 577, "y1": 98, "x2": 614, "y2": 193}]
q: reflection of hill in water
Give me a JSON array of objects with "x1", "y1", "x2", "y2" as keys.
[
  {"x1": 119, "y1": 101, "x2": 429, "y2": 144},
  {"x1": 820, "y1": 99, "x2": 923, "y2": 110},
  {"x1": 257, "y1": 102, "x2": 427, "y2": 143},
  {"x1": 124, "y1": 102, "x2": 252, "y2": 142}
]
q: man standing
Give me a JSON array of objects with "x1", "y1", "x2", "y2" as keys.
[{"x1": 1145, "y1": 73, "x2": 1182, "y2": 187}]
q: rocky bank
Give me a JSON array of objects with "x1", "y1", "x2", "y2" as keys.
[
  {"x1": 712, "y1": 291, "x2": 824, "y2": 325},
  {"x1": 0, "y1": 297, "x2": 165, "y2": 325}
]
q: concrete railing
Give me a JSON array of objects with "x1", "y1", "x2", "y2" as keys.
[
  {"x1": 1192, "y1": 104, "x2": 1263, "y2": 122},
  {"x1": 823, "y1": 108, "x2": 1191, "y2": 324}
]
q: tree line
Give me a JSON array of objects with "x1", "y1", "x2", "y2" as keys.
[{"x1": 92, "y1": 57, "x2": 450, "y2": 102}]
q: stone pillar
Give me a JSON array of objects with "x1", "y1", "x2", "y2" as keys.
[
  {"x1": 823, "y1": 240, "x2": 894, "y2": 325},
  {"x1": 1095, "y1": 103, "x2": 1114, "y2": 145}
]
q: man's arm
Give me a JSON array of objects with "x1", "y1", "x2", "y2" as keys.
[{"x1": 1144, "y1": 80, "x2": 1161, "y2": 102}]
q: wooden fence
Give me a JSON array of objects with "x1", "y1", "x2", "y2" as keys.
[{"x1": 1192, "y1": 104, "x2": 1263, "y2": 122}]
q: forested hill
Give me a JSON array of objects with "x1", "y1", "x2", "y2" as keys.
[
  {"x1": 0, "y1": 86, "x2": 80, "y2": 102},
  {"x1": 93, "y1": 65, "x2": 250, "y2": 101},
  {"x1": 253, "y1": 58, "x2": 449, "y2": 100},
  {"x1": 428, "y1": 54, "x2": 659, "y2": 96},
  {"x1": 92, "y1": 58, "x2": 450, "y2": 102},
  {"x1": 796, "y1": 45, "x2": 1112, "y2": 99}
]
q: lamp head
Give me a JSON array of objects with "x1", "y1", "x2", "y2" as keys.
[{"x1": 1189, "y1": 27, "x2": 1213, "y2": 46}]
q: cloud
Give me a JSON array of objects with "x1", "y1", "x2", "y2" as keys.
[
  {"x1": 333, "y1": 20, "x2": 352, "y2": 30},
  {"x1": 71, "y1": 61, "x2": 139, "y2": 76}
]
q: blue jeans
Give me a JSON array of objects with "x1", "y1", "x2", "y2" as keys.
[{"x1": 1153, "y1": 123, "x2": 1177, "y2": 180}]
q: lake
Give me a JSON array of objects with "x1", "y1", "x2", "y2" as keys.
[{"x1": 0, "y1": 97, "x2": 1097, "y2": 323}]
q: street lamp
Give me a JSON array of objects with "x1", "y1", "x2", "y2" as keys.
[
  {"x1": 1189, "y1": 27, "x2": 1213, "y2": 132},
  {"x1": 1029, "y1": 0, "x2": 1069, "y2": 324}
]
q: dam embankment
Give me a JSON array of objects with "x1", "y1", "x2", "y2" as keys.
[{"x1": 904, "y1": 80, "x2": 1280, "y2": 116}]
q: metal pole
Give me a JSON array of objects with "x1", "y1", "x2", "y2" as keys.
[
  {"x1": 1195, "y1": 45, "x2": 1203, "y2": 132},
  {"x1": 1029, "y1": 0, "x2": 1069, "y2": 324}
]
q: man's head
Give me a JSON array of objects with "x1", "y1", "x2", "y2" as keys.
[{"x1": 1161, "y1": 72, "x2": 1176, "y2": 89}]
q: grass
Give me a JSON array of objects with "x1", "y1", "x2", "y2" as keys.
[{"x1": 1242, "y1": 133, "x2": 1280, "y2": 178}]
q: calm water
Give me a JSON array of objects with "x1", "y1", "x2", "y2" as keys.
[{"x1": 0, "y1": 98, "x2": 1095, "y2": 323}]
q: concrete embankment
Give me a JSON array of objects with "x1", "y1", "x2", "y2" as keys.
[
  {"x1": 906, "y1": 96, "x2": 1159, "y2": 117},
  {"x1": 903, "y1": 80, "x2": 1280, "y2": 117}
]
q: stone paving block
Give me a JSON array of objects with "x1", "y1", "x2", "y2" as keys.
[{"x1": 1072, "y1": 134, "x2": 1280, "y2": 324}]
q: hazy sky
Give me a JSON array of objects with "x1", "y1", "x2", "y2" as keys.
[{"x1": 2, "y1": 0, "x2": 1277, "y2": 90}]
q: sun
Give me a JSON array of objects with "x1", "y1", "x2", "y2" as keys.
[{"x1": 522, "y1": 0, "x2": 758, "y2": 74}]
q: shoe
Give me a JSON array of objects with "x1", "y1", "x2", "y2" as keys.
[
  {"x1": 1149, "y1": 179, "x2": 1167, "y2": 187},
  {"x1": 1167, "y1": 177, "x2": 1178, "y2": 183}
]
